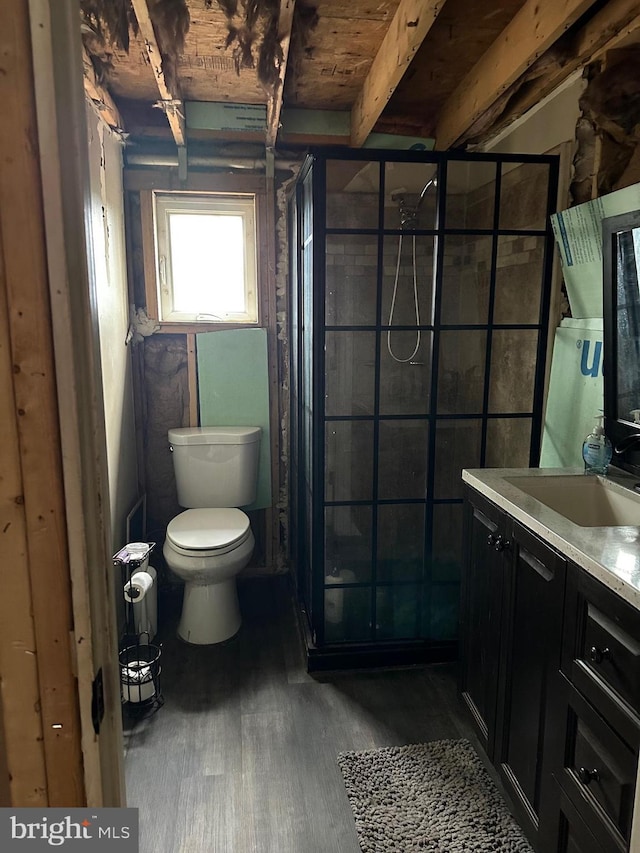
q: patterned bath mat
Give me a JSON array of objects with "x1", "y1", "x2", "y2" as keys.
[{"x1": 337, "y1": 738, "x2": 533, "y2": 852}]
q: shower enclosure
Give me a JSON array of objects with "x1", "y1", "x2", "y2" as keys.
[{"x1": 289, "y1": 149, "x2": 559, "y2": 669}]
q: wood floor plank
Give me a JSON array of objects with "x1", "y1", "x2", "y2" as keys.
[
  {"x1": 124, "y1": 708, "x2": 186, "y2": 852},
  {"x1": 241, "y1": 711, "x2": 309, "y2": 852},
  {"x1": 174, "y1": 773, "x2": 242, "y2": 853},
  {"x1": 125, "y1": 578, "x2": 473, "y2": 853}
]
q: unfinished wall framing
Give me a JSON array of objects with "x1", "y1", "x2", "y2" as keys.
[{"x1": 124, "y1": 166, "x2": 286, "y2": 573}]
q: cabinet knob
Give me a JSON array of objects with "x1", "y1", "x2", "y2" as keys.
[
  {"x1": 493, "y1": 535, "x2": 510, "y2": 552},
  {"x1": 577, "y1": 767, "x2": 600, "y2": 785},
  {"x1": 487, "y1": 533, "x2": 497, "y2": 546},
  {"x1": 589, "y1": 646, "x2": 611, "y2": 664}
]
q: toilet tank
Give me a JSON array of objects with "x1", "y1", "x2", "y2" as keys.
[{"x1": 168, "y1": 427, "x2": 261, "y2": 508}]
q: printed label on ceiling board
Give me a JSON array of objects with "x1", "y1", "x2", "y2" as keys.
[{"x1": 186, "y1": 102, "x2": 267, "y2": 132}]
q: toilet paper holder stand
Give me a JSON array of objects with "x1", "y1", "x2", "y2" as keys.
[{"x1": 113, "y1": 542, "x2": 163, "y2": 713}]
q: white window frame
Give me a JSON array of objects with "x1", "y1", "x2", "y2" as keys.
[{"x1": 153, "y1": 192, "x2": 259, "y2": 325}]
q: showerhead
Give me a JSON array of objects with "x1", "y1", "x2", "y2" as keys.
[{"x1": 418, "y1": 176, "x2": 438, "y2": 205}]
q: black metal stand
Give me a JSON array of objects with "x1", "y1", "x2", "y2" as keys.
[{"x1": 113, "y1": 542, "x2": 163, "y2": 718}]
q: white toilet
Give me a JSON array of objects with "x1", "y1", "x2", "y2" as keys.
[{"x1": 164, "y1": 426, "x2": 261, "y2": 645}]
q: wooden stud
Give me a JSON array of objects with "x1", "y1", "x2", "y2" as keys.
[
  {"x1": 0, "y1": 693, "x2": 11, "y2": 807},
  {"x1": 435, "y1": 0, "x2": 596, "y2": 150},
  {"x1": 266, "y1": 0, "x2": 297, "y2": 148},
  {"x1": 141, "y1": 190, "x2": 160, "y2": 322},
  {"x1": 186, "y1": 333, "x2": 199, "y2": 426},
  {"x1": 350, "y1": 0, "x2": 444, "y2": 148},
  {"x1": 130, "y1": 0, "x2": 186, "y2": 147},
  {"x1": 262, "y1": 180, "x2": 279, "y2": 571},
  {"x1": 0, "y1": 217, "x2": 49, "y2": 808},
  {"x1": 0, "y1": 0, "x2": 85, "y2": 806},
  {"x1": 150, "y1": 321, "x2": 260, "y2": 334},
  {"x1": 81, "y1": 44, "x2": 123, "y2": 132}
]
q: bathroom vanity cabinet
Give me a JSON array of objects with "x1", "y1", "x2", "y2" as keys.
[
  {"x1": 461, "y1": 471, "x2": 640, "y2": 853},
  {"x1": 461, "y1": 487, "x2": 566, "y2": 848}
]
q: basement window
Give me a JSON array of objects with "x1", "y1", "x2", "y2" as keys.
[{"x1": 153, "y1": 193, "x2": 258, "y2": 324}]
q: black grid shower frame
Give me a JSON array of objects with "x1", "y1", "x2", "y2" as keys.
[
  {"x1": 291, "y1": 159, "x2": 319, "y2": 637},
  {"x1": 310, "y1": 157, "x2": 326, "y2": 640},
  {"x1": 288, "y1": 173, "x2": 303, "y2": 599},
  {"x1": 301, "y1": 148, "x2": 560, "y2": 650}
]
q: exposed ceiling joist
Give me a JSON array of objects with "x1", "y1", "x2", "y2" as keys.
[
  {"x1": 266, "y1": 0, "x2": 296, "y2": 148},
  {"x1": 435, "y1": 0, "x2": 597, "y2": 150},
  {"x1": 130, "y1": 0, "x2": 186, "y2": 148},
  {"x1": 81, "y1": 45, "x2": 123, "y2": 131},
  {"x1": 471, "y1": 0, "x2": 640, "y2": 148},
  {"x1": 561, "y1": 0, "x2": 640, "y2": 74},
  {"x1": 350, "y1": 0, "x2": 445, "y2": 148}
]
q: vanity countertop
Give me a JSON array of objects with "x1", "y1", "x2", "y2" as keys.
[{"x1": 463, "y1": 467, "x2": 640, "y2": 610}]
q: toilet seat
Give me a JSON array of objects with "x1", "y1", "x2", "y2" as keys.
[{"x1": 166, "y1": 508, "x2": 251, "y2": 557}]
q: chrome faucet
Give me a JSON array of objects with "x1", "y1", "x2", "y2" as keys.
[{"x1": 614, "y1": 432, "x2": 640, "y2": 457}]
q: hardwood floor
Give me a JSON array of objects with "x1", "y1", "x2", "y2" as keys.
[{"x1": 124, "y1": 576, "x2": 477, "y2": 853}]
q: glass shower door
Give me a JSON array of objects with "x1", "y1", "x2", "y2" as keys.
[{"x1": 291, "y1": 149, "x2": 559, "y2": 661}]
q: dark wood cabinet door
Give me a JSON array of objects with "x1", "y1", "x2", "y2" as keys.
[
  {"x1": 460, "y1": 489, "x2": 507, "y2": 760},
  {"x1": 548, "y1": 781, "x2": 614, "y2": 853},
  {"x1": 495, "y1": 520, "x2": 566, "y2": 846}
]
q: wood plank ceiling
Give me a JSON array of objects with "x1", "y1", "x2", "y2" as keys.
[{"x1": 82, "y1": 0, "x2": 640, "y2": 151}]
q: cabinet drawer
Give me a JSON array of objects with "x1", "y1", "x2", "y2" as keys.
[
  {"x1": 562, "y1": 564, "x2": 640, "y2": 725},
  {"x1": 548, "y1": 780, "x2": 615, "y2": 853},
  {"x1": 556, "y1": 675, "x2": 636, "y2": 850}
]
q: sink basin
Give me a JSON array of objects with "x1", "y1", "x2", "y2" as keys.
[{"x1": 504, "y1": 475, "x2": 640, "y2": 527}]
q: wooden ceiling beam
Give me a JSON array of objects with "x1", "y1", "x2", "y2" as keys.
[
  {"x1": 470, "y1": 0, "x2": 640, "y2": 146},
  {"x1": 266, "y1": 0, "x2": 296, "y2": 149},
  {"x1": 81, "y1": 46, "x2": 123, "y2": 132},
  {"x1": 435, "y1": 0, "x2": 597, "y2": 150},
  {"x1": 130, "y1": 0, "x2": 186, "y2": 148},
  {"x1": 350, "y1": 0, "x2": 445, "y2": 148}
]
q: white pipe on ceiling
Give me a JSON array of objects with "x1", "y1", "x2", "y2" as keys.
[{"x1": 125, "y1": 153, "x2": 301, "y2": 171}]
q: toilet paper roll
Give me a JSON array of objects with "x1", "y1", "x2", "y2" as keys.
[
  {"x1": 124, "y1": 567, "x2": 157, "y2": 642},
  {"x1": 121, "y1": 662, "x2": 156, "y2": 703},
  {"x1": 124, "y1": 570, "x2": 153, "y2": 602}
]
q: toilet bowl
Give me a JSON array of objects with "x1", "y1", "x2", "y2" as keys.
[
  {"x1": 164, "y1": 507, "x2": 254, "y2": 644},
  {"x1": 165, "y1": 426, "x2": 262, "y2": 645}
]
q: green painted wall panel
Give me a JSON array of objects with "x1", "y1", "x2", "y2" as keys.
[{"x1": 196, "y1": 328, "x2": 271, "y2": 510}]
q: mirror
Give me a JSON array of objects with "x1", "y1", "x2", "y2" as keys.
[{"x1": 603, "y1": 209, "x2": 640, "y2": 475}]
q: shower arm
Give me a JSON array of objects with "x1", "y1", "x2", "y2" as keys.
[{"x1": 417, "y1": 177, "x2": 437, "y2": 208}]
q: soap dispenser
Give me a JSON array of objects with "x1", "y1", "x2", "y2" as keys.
[{"x1": 582, "y1": 413, "x2": 613, "y2": 475}]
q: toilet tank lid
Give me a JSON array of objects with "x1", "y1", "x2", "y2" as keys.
[{"x1": 168, "y1": 426, "x2": 261, "y2": 446}]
